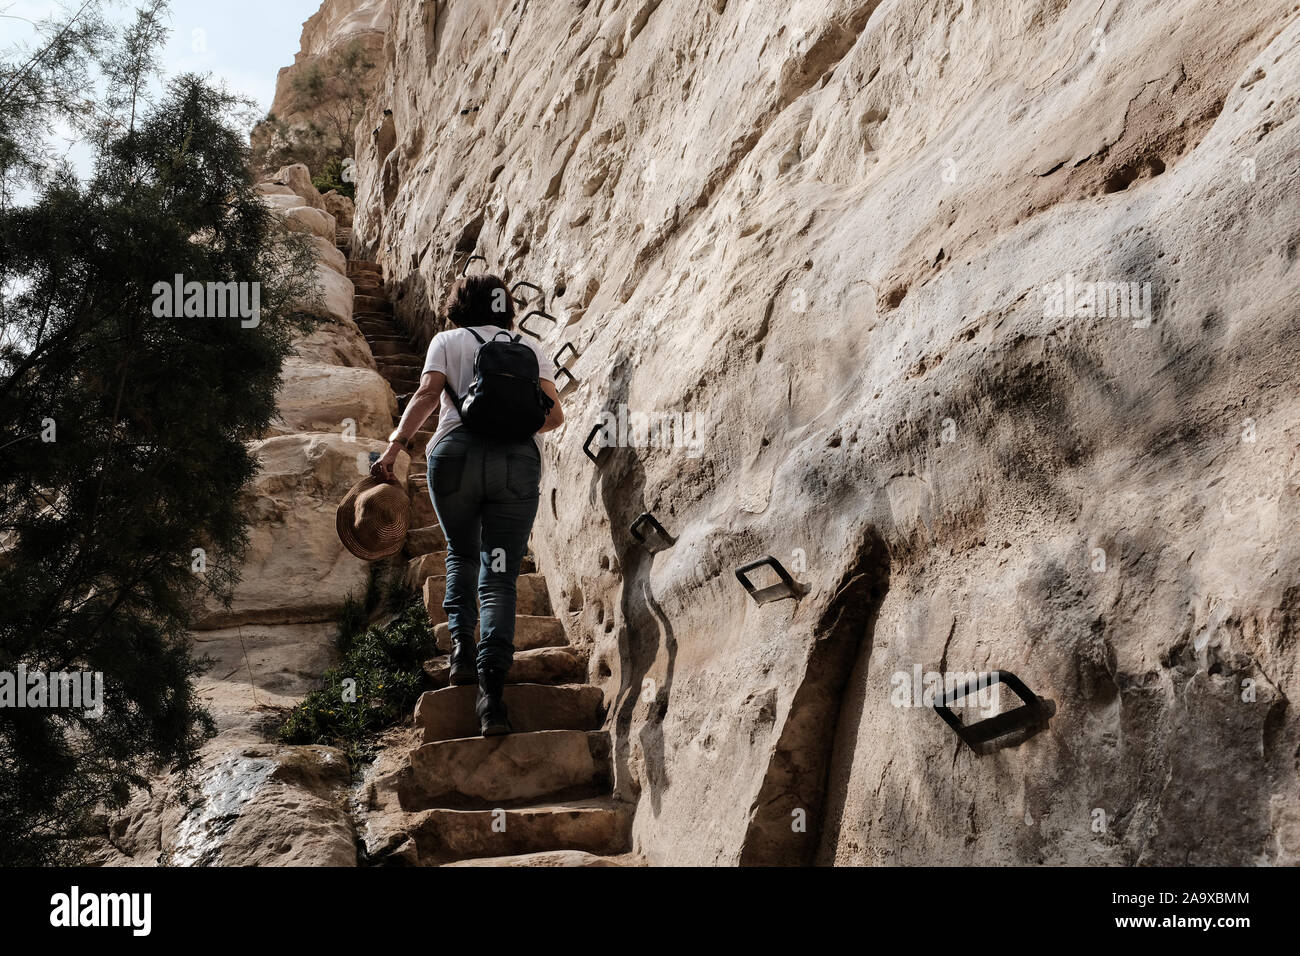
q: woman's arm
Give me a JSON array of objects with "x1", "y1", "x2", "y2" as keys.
[
  {"x1": 538, "y1": 378, "x2": 564, "y2": 433},
  {"x1": 371, "y1": 370, "x2": 445, "y2": 482}
]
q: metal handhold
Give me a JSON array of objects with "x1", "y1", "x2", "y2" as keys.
[
  {"x1": 932, "y1": 671, "x2": 1056, "y2": 756},
  {"x1": 510, "y1": 280, "x2": 544, "y2": 308},
  {"x1": 630, "y1": 513, "x2": 675, "y2": 549},
  {"x1": 583, "y1": 423, "x2": 609, "y2": 464},
  {"x1": 553, "y1": 342, "x2": 578, "y2": 369},
  {"x1": 555, "y1": 366, "x2": 577, "y2": 392},
  {"x1": 459, "y1": 254, "x2": 487, "y2": 276},
  {"x1": 735, "y1": 556, "x2": 806, "y2": 604},
  {"x1": 519, "y1": 308, "x2": 557, "y2": 340}
]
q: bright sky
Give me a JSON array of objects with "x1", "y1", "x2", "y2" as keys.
[
  {"x1": 2, "y1": 0, "x2": 324, "y2": 184},
  {"x1": 1, "y1": 0, "x2": 323, "y2": 141}
]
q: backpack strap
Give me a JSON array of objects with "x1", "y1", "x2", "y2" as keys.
[
  {"x1": 443, "y1": 379, "x2": 463, "y2": 413},
  {"x1": 443, "y1": 327, "x2": 487, "y2": 411}
]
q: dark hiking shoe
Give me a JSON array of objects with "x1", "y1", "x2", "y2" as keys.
[
  {"x1": 476, "y1": 667, "x2": 512, "y2": 736},
  {"x1": 449, "y1": 636, "x2": 478, "y2": 686}
]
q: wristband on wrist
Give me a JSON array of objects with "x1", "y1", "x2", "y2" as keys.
[{"x1": 387, "y1": 429, "x2": 413, "y2": 452}]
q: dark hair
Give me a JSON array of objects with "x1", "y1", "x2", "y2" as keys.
[{"x1": 442, "y1": 274, "x2": 515, "y2": 329}]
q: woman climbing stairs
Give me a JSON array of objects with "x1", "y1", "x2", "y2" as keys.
[{"x1": 344, "y1": 256, "x2": 637, "y2": 867}]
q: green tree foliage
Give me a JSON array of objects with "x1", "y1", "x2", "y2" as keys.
[
  {"x1": 312, "y1": 156, "x2": 355, "y2": 200},
  {"x1": 0, "y1": 2, "x2": 322, "y2": 863},
  {"x1": 0, "y1": 0, "x2": 112, "y2": 197},
  {"x1": 279, "y1": 597, "x2": 435, "y2": 766}
]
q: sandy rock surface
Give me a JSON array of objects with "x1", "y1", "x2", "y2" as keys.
[
  {"x1": 335, "y1": 0, "x2": 1300, "y2": 865},
  {"x1": 103, "y1": 0, "x2": 1300, "y2": 868}
]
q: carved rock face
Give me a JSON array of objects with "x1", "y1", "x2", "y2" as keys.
[
  {"x1": 104, "y1": 0, "x2": 1300, "y2": 867},
  {"x1": 340, "y1": 0, "x2": 1300, "y2": 866}
]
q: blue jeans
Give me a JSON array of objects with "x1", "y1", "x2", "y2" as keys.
[{"x1": 426, "y1": 428, "x2": 541, "y2": 674}]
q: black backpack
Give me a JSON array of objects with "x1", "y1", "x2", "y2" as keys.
[{"x1": 444, "y1": 328, "x2": 553, "y2": 441}]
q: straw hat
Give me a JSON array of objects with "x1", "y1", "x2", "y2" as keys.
[{"x1": 336, "y1": 476, "x2": 409, "y2": 560}]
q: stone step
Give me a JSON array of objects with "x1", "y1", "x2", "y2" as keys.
[
  {"x1": 348, "y1": 259, "x2": 381, "y2": 274},
  {"x1": 443, "y1": 850, "x2": 629, "y2": 867},
  {"x1": 422, "y1": 576, "x2": 447, "y2": 626},
  {"x1": 419, "y1": 571, "x2": 548, "y2": 623},
  {"x1": 383, "y1": 380, "x2": 422, "y2": 396},
  {"x1": 407, "y1": 799, "x2": 632, "y2": 865},
  {"x1": 517, "y1": 573, "x2": 551, "y2": 615},
  {"x1": 424, "y1": 645, "x2": 586, "y2": 688},
  {"x1": 378, "y1": 359, "x2": 425, "y2": 375},
  {"x1": 410, "y1": 494, "x2": 438, "y2": 532},
  {"x1": 354, "y1": 295, "x2": 392, "y2": 313},
  {"x1": 405, "y1": 524, "x2": 446, "y2": 558},
  {"x1": 410, "y1": 430, "x2": 436, "y2": 459},
  {"x1": 377, "y1": 363, "x2": 422, "y2": 378},
  {"x1": 354, "y1": 310, "x2": 397, "y2": 322},
  {"x1": 432, "y1": 614, "x2": 566, "y2": 653},
  {"x1": 414, "y1": 683, "x2": 605, "y2": 743},
  {"x1": 406, "y1": 550, "x2": 446, "y2": 589},
  {"x1": 379, "y1": 361, "x2": 423, "y2": 377},
  {"x1": 398, "y1": 730, "x2": 608, "y2": 810},
  {"x1": 358, "y1": 328, "x2": 401, "y2": 341}
]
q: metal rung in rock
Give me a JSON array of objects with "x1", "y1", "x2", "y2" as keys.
[
  {"x1": 553, "y1": 342, "x2": 578, "y2": 369},
  {"x1": 510, "y1": 280, "x2": 543, "y2": 307},
  {"x1": 735, "y1": 556, "x2": 806, "y2": 604},
  {"x1": 583, "y1": 423, "x2": 609, "y2": 464},
  {"x1": 556, "y1": 366, "x2": 578, "y2": 392},
  {"x1": 519, "y1": 309, "x2": 557, "y2": 340},
  {"x1": 630, "y1": 513, "x2": 675, "y2": 549},
  {"x1": 459, "y1": 254, "x2": 487, "y2": 276},
  {"x1": 932, "y1": 671, "x2": 1056, "y2": 756}
]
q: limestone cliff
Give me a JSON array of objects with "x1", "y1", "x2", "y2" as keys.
[
  {"x1": 269, "y1": 0, "x2": 386, "y2": 127},
  {"x1": 335, "y1": 0, "x2": 1300, "y2": 865},
  {"x1": 117, "y1": 0, "x2": 1300, "y2": 866},
  {"x1": 93, "y1": 167, "x2": 404, "y2": 866}
]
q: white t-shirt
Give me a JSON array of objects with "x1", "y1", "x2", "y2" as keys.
[{"x1": 421, "y1": 325, "x2": 556, "y2": 455}]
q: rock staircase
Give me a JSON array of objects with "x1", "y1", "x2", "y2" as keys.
[{"x1": 343, "y1": 254, "x2": 637, "y2": 867}]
